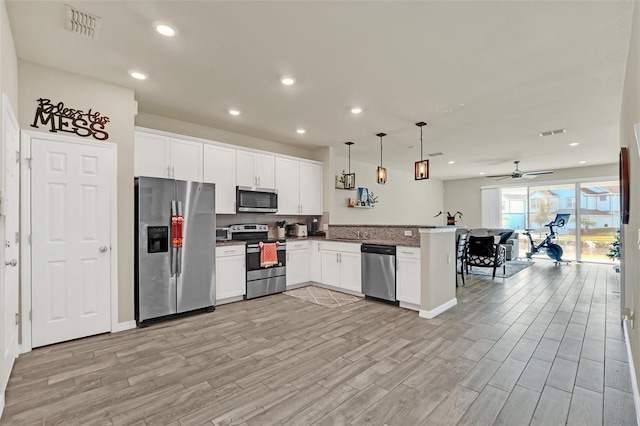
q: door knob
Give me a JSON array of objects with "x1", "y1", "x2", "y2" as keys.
[
  {"x1": 99, "y1": 246, "x2": 108, "y2": 253},
  {"x1": 5, "y1": 259, "x2": 17, "y2": 267}
]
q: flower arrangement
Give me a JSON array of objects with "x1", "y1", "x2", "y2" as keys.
[
  {"x1": 370, "y1": 191, "x2": 379, "y2": 206},
  {"x1": 434, "y1": 211, "x2": 463, "y2": 225}
]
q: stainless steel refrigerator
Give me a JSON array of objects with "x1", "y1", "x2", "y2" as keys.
[{"x1": 135, "y1": 177, "x2": 216, "y2": 326}]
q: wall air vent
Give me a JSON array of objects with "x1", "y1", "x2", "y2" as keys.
[
  {"x1": 539, "y1": 128, "x2": 566, "y2": 137},
  {"x1": 65, "y1": 5, "x2": 100, "y2": 38},
  {"x1": 428, "y1": 152, "x2": 444, "y2": 157}
]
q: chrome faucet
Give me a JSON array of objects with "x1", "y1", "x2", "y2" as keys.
[
  {"x1": 349, "y1": 229, "x2": 360, "y2": 239},
  {"x1": 362, "y1": 231, "x2": 368, "y2": 240}
]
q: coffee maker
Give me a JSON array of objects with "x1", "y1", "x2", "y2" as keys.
[{"x1": 307, "y1": 218, "x2": 325, "y2": 236}]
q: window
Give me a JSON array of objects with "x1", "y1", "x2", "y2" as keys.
[{"x1": 567, "y1": 197, "x2": 575, "y2": 208}]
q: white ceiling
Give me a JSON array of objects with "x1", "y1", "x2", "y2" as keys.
[{"x1": 6, "y1": 1, "x2": 634, "y2": 180}]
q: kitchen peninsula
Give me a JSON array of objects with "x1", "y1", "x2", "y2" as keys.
[{"x1": 323, "y1": 225, "x2": 457, "y2": 319}]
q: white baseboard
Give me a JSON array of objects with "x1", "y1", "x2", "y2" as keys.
[
  {"x1": 112, "y1": 320, "x2": 136, "y2": 333},
  {"x1": 623, "y1": 320, "x2": 640, "y2": 426},
  {"x1": 399, "y1": 301, "x2": 420, "y2": 312},
  {"x1": 419, "y1": 298, "x2": 457, "y2": 319},
  {"x1": 216, "y1": 295, "x2": 244, "y2": 305}
]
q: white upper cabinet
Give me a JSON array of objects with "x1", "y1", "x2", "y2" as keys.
[
  {"x1": 171, "y1": 138, "x2": 203, "y2": 181},
  {"x1": 134, "y1": 131, "x2": 171, "y2": 178},
  {"x1": 203, "y1": 144, "x2": 237, "y2": 214},
  {"x1": 134, "y1": 131, "x2": 203, "y2": 181},
  {"x1": 275, "y1": 158, "x2": 322, "y2": 216},
  {"x1": 275, "y1": 157, "x2": 300, "y2": 215},
  {"x1": 237, "y1": 151, "x2": 275, "y2": 189},
  {"x1": 299, "y1": 161, "x2": 322, "y2": 215}
]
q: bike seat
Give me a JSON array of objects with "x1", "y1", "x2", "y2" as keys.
[{"x1": 524, "y1": 228, "x2": 535, "y2": 232}]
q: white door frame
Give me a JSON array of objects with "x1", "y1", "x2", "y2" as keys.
[{"x1": 20, "y1": 130, "x2": 118, "y2": 353}]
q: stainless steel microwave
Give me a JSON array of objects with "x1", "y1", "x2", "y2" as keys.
[
  {"x1": 215, "y1": 228, "x2": 231, "y2": 241},
  {"x1": 236, "y1": 186, "x2": 278, "y2": 213}
]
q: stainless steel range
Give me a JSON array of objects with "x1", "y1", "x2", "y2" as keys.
[{"x1": 229, "y1": 224, "x2": 286, "y2": 299}]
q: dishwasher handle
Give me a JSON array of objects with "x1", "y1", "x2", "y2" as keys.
[{"x1": 361, "y1": 244, "x2": 396, "y2": 255}]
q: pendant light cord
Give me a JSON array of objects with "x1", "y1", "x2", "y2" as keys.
[
  {"x1": 348, "y1": 144, "x2": 351, "y2": 174},
  {"x1": 420, "y1": 125, "x2": 423, "y2": 161},
  {"x1": 380, "y1": 135, "x2": 383, "y2": 167}
]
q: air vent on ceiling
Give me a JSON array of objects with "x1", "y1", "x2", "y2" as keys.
[
  {"x1": 539, "y1": 128, "x2": 566, "y2": 137},
  {"x1": 65, "y1": 5, "x2": 100, "y2": 38},
  {"x1": 428, "y1": 152, "x2": 444, "y2": 157}
]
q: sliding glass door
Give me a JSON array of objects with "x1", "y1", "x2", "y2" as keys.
[
  {"x1": 579, "y1": 180, "x2": 619, "y2": 262},
  {"x1": 499, "y1": 179, "x2": 618, "y2": 263},
  {"x1": 528, "y1": 183, "x2": 577, "y2": 261}
]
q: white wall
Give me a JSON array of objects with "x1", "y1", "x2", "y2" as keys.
[
  {"x1": 620, "y1": 0, "x2": 640, "y2": 400},
  {"x1": 18, "y1": 61, "x2": 136, "y2": 323},
  {"x1": 443, "y1": 163, "x2": 618, "y2": 228},
  {"x1": 331, "y1": 156, "x2": 444, "y2": 225}
]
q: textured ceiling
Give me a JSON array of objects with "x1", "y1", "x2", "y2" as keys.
[{"x1": 6, "y1": 1, "x2": 634, "y2": 179}]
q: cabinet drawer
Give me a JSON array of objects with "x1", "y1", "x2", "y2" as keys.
[
  {"x1": 322, "y1": 241, "x2": 361, "y2": 253},
  {"x1": 216, "y1": 245, "x2": 245, "y2": 257},
  {"x1": 287, "y1": 241, "x2": 309, "y2": 251},
  {"x1": 397, "y1": 246, "x2": 420, "y2": 259}
]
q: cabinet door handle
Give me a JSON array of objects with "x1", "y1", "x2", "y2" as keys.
[
  {"x1": 172, "y1": 166, "x2": 175, "y2": 178},
  {"x1": 167, "y1": 165, "x2": 171, "y2": 177}
]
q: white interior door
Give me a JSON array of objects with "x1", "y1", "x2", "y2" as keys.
[
  {"x1": 2, "y1": 96, "x2": 19, "y2": 393},
  {"x1": 31, "y1": 137, "x2": 112, "y2": 348}
]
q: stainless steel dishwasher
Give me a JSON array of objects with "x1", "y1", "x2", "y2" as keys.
[{"x1": 361, "y1": 243, "x2": 398, "y2": 304}]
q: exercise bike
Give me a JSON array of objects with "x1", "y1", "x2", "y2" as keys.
[{"x1": 523, "y1": 213, "x2": 571, "y2": 265}]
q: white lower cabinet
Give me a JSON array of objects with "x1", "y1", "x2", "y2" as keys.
[
  {"x1": 215, "y1": 245, "x2": 246, "y2": 303},
  {"x1": 309, "y1": 241, "x2": 322, "y2": 283},
  {"x1": 286, "y1": 241, "x2": 310, "y2": 287},
  {"x1": 396, "y1": 246, "x2": 421, "y2": 308},
  {"x1": 321, "y1": 242, "x2": 362, "y2": 293}
]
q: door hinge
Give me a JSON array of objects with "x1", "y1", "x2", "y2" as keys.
[
  {"x1": 25, "y1": 157, "x2": 32, "y2": 169},
  {"x1": 15, "y1": 231, "x2": 19, "y2": 244},
  {"x1": 15, "y1": 312, "x2": 19, "y2": 325},
  {"x1": 29, "y1": 234, "x2": 32, "y2": 245},
  {"x1": 15, "y1": 151, "x2": 20, "y2": 163},
  {"x1": 29, "y1": 310, "x2": 32, "y2": 321}
]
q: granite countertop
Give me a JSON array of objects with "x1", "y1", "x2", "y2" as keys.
[
  {"x1": 286, "y1": 236, "x2": 420, "y2": 247},
  {"x1": 216, "y1": 240, "x2": 246, "y2": 246}
]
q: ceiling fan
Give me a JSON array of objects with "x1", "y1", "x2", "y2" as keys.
[{"x1": 486, "y1": 160, "x2": 554, "y2": 180}]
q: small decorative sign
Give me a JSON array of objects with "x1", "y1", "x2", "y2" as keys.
[{"x1": 31, "y1": 98, "x2": 110, "y2": 140}]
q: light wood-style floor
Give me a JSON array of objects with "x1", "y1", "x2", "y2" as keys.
[{"x1": 1, "y1": 261, "x2": 636, "y2": 425}]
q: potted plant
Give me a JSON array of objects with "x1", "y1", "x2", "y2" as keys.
[
  {"x1": 434, "y1": 211, "x2": 463, "y2": 225},
  {"x1": 607, "y1": 229, "x2": 620, "y2": 272},
  {"x1": 370, "y1": 191, "x2": 379, "y2": 207}
]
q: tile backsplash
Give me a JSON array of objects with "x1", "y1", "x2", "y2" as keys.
[{"x1": 217, "y1": 214, "x2": 324, "y2": 237}]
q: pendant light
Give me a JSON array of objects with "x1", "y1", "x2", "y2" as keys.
[
  {"x1": 344, "y1": 141, "x2": 356, "y2": 189},
  {"x1": 376, "y1": 132, "x2": 387, "y2": 184},
  {"x1": 414, "y1": 121, "x2": 429, "y2": 180}
]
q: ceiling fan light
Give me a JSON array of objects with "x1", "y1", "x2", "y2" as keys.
[{"x1": 415, "y1": 159, "x2": 429, "y2": 180}]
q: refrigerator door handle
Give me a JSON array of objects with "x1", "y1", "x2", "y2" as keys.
[
  {"x1": 171, "y1": 200, "x2": 177, "y2": 276},
  {"x1": 176, "y1": 201, "x2": 183, "y2": 276}
]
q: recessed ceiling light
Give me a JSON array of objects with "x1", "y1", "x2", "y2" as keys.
[
  {"x1": 130, "y1": 71, "x2": 147, "y2": 80},
  {"x1": 351, "y1": 107, "x2": 362, "y2": 114},
  {"x1": 281, "y1": 77, "x2": 295, "y2": 86},
  {"x1": 154, "y1": 23, "x2": 176, "y2": 37},
  {"x1": 579, "y1": 160, "x2": 586, "y2": 164},
  {"x1": 296, "y1": 129, "x2": 306, "y2": 134},
  {"x1": 448, "y1": 160, "x2": 455, "y2": 164},
  {"x1": 479, "y1": 172, "x2": 485, "y2": 175},
  {"x1": 569, "y1": 142, "x2": 579, "y2": 146},
  {"x1": 228, "y1": 109, "x2": 240, "y2": 116}
]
